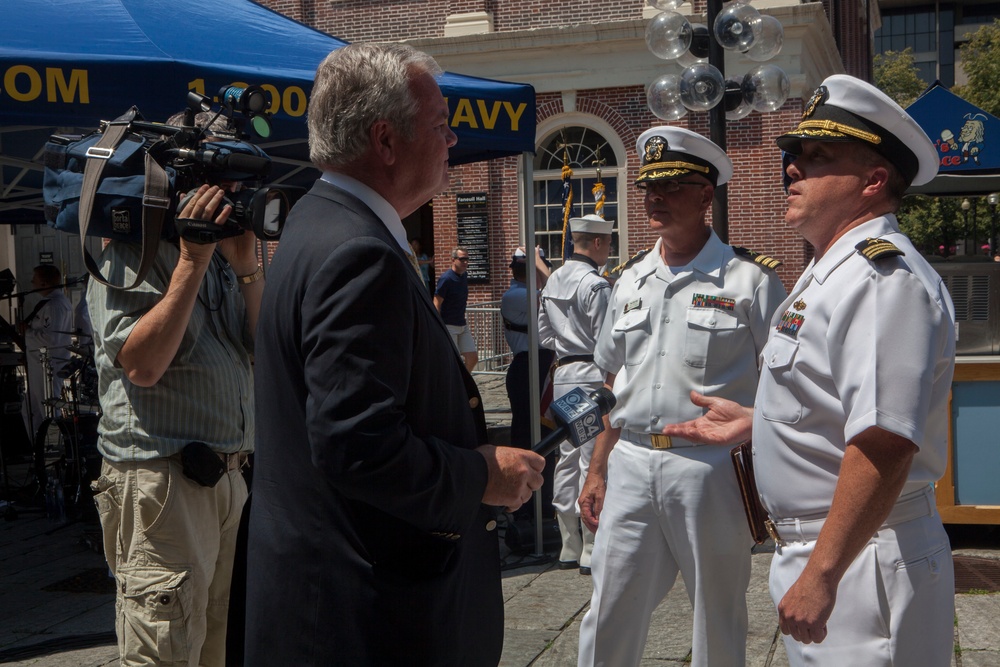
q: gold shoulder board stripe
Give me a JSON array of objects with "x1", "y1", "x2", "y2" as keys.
[
  {"x1": 607, "y1": 248, "x2": 651, "y2": 277},
  {"x1": 732, "y1": 246, "x2": 782, "y2": 270},
  {"x1": 855, "y1": 237, "x2": 904, "y2": 261}
]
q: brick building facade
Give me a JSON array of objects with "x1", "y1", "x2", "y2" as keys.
[{"x1": 257, "y1": 0, "x2": 873, "y2": 299}]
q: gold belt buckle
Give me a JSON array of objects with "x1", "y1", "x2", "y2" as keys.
[
  {"x1": 764, "y1": 518, "x2": 783, "y2": 545},
  {"x1": 649, "y1": 433, "x2": 673, "y2": 449}
]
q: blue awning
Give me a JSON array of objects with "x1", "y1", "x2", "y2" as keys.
[
  {"x1": 906, "y1": 83, "x2": 1000, "y2": 196},
  {"x1": 0, "y1": 0, "x2": 536, "y2": 221}
]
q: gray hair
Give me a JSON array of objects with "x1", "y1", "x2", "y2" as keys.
[
  {"x1": 166, "y1": 110, "x2": 234, "y2": 138},
  {"x1": 308, "y1": 43, "x2": 443, "y2": 168}
]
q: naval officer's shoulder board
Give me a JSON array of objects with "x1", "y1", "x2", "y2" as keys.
[
  {"x1": 732, "y1": 246, "x2": 782, "y2": 270},
  {"x1": 855, "y1": 237, "x2": 905, "y2": 262},
  {"x1": 604, "y1": 247, "x2": 651, "y2": 282}
]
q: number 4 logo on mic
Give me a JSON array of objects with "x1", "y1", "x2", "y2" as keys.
[{"x1": 551, "y1": 387, "x2": 606, "y2": 448}]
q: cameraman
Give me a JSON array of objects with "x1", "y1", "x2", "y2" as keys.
[{"x1": 88, "y1": 114, "x2": 262, "y2": 664}]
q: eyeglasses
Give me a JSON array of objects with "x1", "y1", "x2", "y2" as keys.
[
  {"x1": 455, "y1": 256, "x2": 470, "y2": 262},
  {"x1": 636, "y1": 180, "x2": 707, "y2": 194}
]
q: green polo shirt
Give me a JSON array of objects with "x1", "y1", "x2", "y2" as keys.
[{"x1": 88, "y1": 241, "x2": 254, "y2": 462}]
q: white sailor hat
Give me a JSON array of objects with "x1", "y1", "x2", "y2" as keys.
[
  {"x1": 569, "y1": 214, "x2": 614, "y2": 235},
  {"x1": 509, "y1": 247, "x2": 551, "y2": 269},
  {"x1": 776, "y1": 74, "x2": 939, "y2": 187},
  {"x1": 635, "y1": 126, "x2": 733, "y2": 186}
]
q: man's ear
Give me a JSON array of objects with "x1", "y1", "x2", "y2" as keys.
[
  {"x1": 861, "y1": 166, "x2": 889, "y2": 198},
  {"x1": 700, "y1": 184, "x2": 716, "y2": 211},
  {"x1": 369, "y1": 119, "x2": 397, "y2": 166}
]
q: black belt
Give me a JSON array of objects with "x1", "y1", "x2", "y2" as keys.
[
  {"x1": 502, "y1": 317, "x2": 528, "y2": 333},
  {"x1": 555, "y1": 354, "x2": 594, "y2": 367}
]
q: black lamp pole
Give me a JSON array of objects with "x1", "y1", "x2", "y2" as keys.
[{"x1": 707, "y1": 0, "x2": 728, "y2": 242}]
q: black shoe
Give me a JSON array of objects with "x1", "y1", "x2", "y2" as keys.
[
  {"x1": 579, "y1": 566, "x2": 592, "y2": 576},
  {"x1": 557, "y1": 560, "x2": 579, "y2": 570}
]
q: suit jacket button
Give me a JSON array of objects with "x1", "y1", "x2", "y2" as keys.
[
  {"x1": 485, "y1": 519, "x2": 497, "y2": 532},
  {"x1": 469, "y1": 397, "x2": 480, "y2": 409}
]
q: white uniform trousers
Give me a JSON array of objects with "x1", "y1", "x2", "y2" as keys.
[
  {"x1": 578, "y1": 439, "x2": 751, "y2": 667},
  {"x1": 770, "y1": 509, "x2": 954, "y2": 666}
]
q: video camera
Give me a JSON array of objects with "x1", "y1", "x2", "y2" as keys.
[{"x1": 132, "y1": 85, "x2": 303, "y2": 244}]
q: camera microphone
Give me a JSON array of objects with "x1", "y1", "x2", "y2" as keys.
[
  {"x1": 533, "y1": 387, "x2": 617, "y2": 458},
  {"x1": 172, "y1": 147, "x2": 271, "y2": 178}
]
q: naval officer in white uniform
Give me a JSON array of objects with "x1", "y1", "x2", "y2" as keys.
[
  {"x1": 538, "y1": 214, "x2": 613, "y2": 574},
  {"x1": 663, "y1": 75, "x2": 955, "y2": 666},
  {"x1": 576, "y1": 126, "x2": 786, "y2": 667}
]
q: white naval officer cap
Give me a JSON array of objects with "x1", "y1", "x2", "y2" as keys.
[
  {"x1": 635, "y1": 126, "x2": 733, "y2": 187},
  {"x1": 569, "y1": 214, "x2": 614, "y2": 235},
  {"x1": 775, "y1": 74, "x2": 939, "y2": 187}
]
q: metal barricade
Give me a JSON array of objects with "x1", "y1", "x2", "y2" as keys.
[{"x1": 466, "y1": 300, "x2": 512, "y2": 375}]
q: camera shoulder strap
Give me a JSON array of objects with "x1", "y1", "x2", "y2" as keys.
[{"x1": 78, "y1": 107, "x2": 168, "y2": 290}]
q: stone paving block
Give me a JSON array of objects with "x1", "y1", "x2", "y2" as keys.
[
  {"x1": 528, "y1": 618, "x2": 581, "y2": 667},
  {"x1": 499, "y1": 628, "x2": 558, "y2": 667},
  {"x1": 956, "y1": 592, "x2": 1000, "y2": 651},
  {"x1": 957, "y1": 649, "x2": 1000, "y2": 667},
  {"x1": 502, "y1": 567, "x2": 593, "y2": 631}
]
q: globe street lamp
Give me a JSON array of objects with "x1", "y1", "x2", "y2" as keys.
[{"x1": 644, "y1": 0, "x2": 789, "y2": 242}]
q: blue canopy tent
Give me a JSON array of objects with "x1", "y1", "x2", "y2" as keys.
[
  {"x1": 0, "y1": 0, "x2": 536, "y2": 222},
  {"x1": 906, "y1": 83, "x2": 1000, "y2": 197}
]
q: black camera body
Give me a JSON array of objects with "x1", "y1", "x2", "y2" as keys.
[{"x1": 135, "y1": 86, "x2": 304, "y2": 244}]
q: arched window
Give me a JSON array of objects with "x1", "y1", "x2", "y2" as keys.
[{"x1": 533, "y1": 126, "x2": 622, "y2": 270}]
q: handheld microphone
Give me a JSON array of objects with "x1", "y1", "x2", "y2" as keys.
[{"x1": 532, "y1": 387, "x2": 617, "y2": 457}]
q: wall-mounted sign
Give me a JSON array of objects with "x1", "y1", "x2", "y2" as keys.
[{"x1": 456, "y1": 192, "x2": 489, "y2": 284}]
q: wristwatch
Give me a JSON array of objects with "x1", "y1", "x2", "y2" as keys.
[{"x1": 237, "y1": 265, "x2": 264, "y2": 285}]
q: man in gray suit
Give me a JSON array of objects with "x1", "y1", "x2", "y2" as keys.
[{"x1": 245, "y1": 43, "x2": 544, "y2": 665}]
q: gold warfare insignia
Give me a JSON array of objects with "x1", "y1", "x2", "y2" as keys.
[
  {"x1": 855, "y1": 237, "x2": 905, "y2": 261},
  {"x1": 732, "y1": 246, "x2": 782, "y2": 270},
  {"x1": 793, "y1": 299, "x2": 806, "y2": 311},
  {"x1": 802, "y1": 85, "x2": 828, "y2": 120},
  {"x1": 644, "y1": 136, "x2": 665, "y2": 163}
]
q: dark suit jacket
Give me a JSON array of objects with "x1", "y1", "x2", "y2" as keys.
[{"x1": 244, "y1": 180, "x2": 502, "y2": 665}]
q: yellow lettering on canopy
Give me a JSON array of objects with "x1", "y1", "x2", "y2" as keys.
[
  {"x1": 503, "y1": 102, "x2": 526, "y2": 132},
  {"x1": 47, "y1": 68, "x2": 89, "y2": 104},
  {"x1": 476, "y1": 100, "x2": 502, "y2": 130},
  {"x1": 5, "y1": 66, "x2": 42, "y2": 102},
  {"x1": 283, "y1": 86, "x2": 307, "y2": 117},
  {"x1": 261, "y1": 84, "x2": 280, "y2": 114},
  {"x1": 451, "y1": 98, "x2": 479, "y2": 129}
]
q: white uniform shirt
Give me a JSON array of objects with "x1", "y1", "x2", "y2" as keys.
[
  {"x1": 595, "y1": 232, "x2": 786, "y2": 435},
  {"x1": 538, "y1": 257, "x2": 611, "y2": 387},
  {"x1": 754, "y1": 215, "x2": 956, "y2": 520}
]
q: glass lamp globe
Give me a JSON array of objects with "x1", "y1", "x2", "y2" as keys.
[
  {"x1": 676, "y1": 49, "x2": 708, "y2": 68},
  {"x1": 645, "y1": 11, "x2": 693, "y2": 60},
  {"x1": 714, "y1": 1, "x2": 761, "y2": 52},
  {"x1": 679, "y1": 64, "x2": 725, "y2": 111},
  {"x1": 743, "y1": 64, "x2": 790, "y2": 112},
  {"x1": 746, "y1": 14, "x2": 784, "y2": 61},
  {"x1": 724, "y1": 77, "x2": 753, "y2": 120},
  {"x1": 647, "y1": 0, "x2": 685, "y2": 10},
  {"x1": 647, "y1": 73, "x2": 688, "y2": 120}
]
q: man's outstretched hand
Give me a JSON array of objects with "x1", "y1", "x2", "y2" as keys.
[{"x1": 660, "y1": 391, "x2": 754, "y2": 445}]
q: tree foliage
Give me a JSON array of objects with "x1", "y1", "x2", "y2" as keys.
[
  {"x1": 955, "y1": 19, "x2": 1000, "y2": 118},
  {"x1": 874, "y1": 48, "x2": 926, "y2": 109}
]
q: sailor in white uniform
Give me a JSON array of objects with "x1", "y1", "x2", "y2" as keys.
[
  {"x1": 538, "y1": 214, "x2": 613, "y2": 574},
  {"x1": 576, "y1": 127, "x2": 786, "y2": 667},
  {"x1": 662, "y1": 75, "x2": 955, "y2": 666}
]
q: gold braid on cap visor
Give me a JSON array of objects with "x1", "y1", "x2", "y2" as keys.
[
  {"x1": 791, "y1": 120, "x2": 882, "y2": 145},
  {"x1": 639, "y1": 161, "x2": 711, "y2": 179}
]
